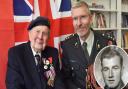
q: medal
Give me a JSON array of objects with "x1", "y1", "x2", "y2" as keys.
[{"x1": 44, "y1": 65, "x2": 48, "y2": 69}]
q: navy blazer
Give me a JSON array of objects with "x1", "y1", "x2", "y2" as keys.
[{"x1": 6, "y1": 42, "x2": 65, "y2": 89}]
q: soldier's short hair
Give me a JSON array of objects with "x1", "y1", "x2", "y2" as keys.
[
  {"x1": 100, "y1": 46, "x2": 123, "y2": 67},
  {"x1": 71, "y1": 1, "x2": 91, "y2": 14}
]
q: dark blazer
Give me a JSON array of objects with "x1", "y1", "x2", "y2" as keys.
[
  {"x1": 6, "y1": 42, "x2": 65, "y2": 89},
  {"x1": 61, "y1": 31, "x2": 116, "y2": 89}
]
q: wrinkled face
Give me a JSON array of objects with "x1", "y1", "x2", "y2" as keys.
[
  {"x1": 101, "y1": 55, "x2": 122, "y2": 88},
  {"x1": 29, "y1": 25, "x2": 49, "y2": 52},
  {"x1": 71, "y1": 5, "x2": 92, "y2": 39}
]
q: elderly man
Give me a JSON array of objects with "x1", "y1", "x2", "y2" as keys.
[{"x1": 6, "y1": 16, "x2": 65, "y2": 89}]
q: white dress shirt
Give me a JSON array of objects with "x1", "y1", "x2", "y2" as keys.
[
  {"x1": 79, "y1": 30, "x2": 94, "y2": 56},
  {"x1": 31, "y1": 47, "x2": 41, "y2": 65}
]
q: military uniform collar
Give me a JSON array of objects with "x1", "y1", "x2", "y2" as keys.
[
  {"x1": 79, "y1": 30, "x2": 94, "y2": 45},
  {"x1": 79, "y1": 30, "x2": 94, "y2": 55}
]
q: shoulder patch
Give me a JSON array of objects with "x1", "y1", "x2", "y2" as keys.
[{"x1": 65, "y1": 34, "x2": 75, "y2": 41}]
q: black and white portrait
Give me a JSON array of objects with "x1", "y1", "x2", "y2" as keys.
[{"x1": 94, "y1": 45, "x2": 128, "y2": 89}]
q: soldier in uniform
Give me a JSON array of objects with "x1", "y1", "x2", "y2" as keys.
[
  {"x1": 60, "y1": 1, "x2": 116, "y2": 89},
  {"x1": 100, "y1": 46, "x2": 125, "y2": 89}
]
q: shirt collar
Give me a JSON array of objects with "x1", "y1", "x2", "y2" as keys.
[
  {"x1": 79, "y1": 30, "x2": 94, "y2": 55},
  {"x1": 79, "y1": 30, "x2": 94, "y2": 46},
  {"x1": 31, "y1": 46, "x2": 41, "y2": 57}
]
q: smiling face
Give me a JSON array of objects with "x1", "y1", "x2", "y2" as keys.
[
  {"x1": 71, "y1": 5, "x2": 92, "y2": 40},
  {"x1": 101, "y1": 55, "x2": 122, "y2": 88},
  {"x1": 29, "y1": 25, "x2": 49, "y2": 52}
]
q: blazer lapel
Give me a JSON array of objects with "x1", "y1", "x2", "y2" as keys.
[
  {"x1": 24, "y1": 42, "x2": 46, "y2": 89},
  {"x1": 41, "y1": 47, "x2": 49, "y2": 58}
]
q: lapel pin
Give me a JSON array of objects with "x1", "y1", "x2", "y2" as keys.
[
  {"x1": 74, "y1": 42, "x2": 79, "y2": 48},
  {"x1": 97, "y1": 44, "x2": 100, "y2": 49}
]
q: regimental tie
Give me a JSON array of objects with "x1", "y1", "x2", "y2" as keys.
[
  {"x1": 35, "y1": 53, "x2": 42, "y2": 72},
  {"x1": 82, "y1": 43, "x2": 93, "y2": 89},
  {"x1": 35, "y1": 53, "x2": 46, "y2": 88},
  {"x1": 82, "y1": 42, "x2": 90, "y2": 61}
]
